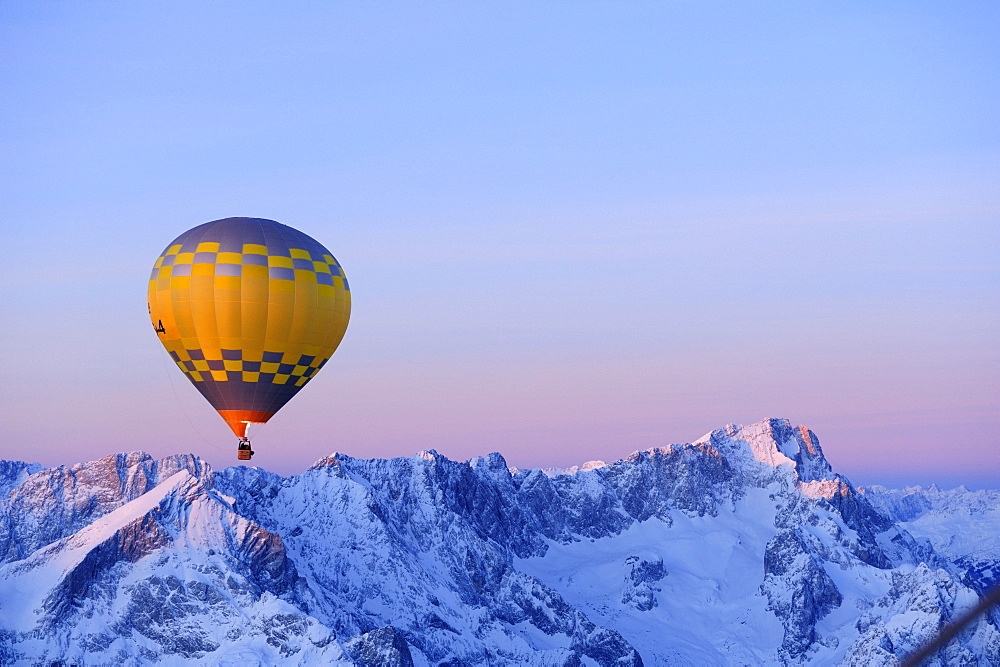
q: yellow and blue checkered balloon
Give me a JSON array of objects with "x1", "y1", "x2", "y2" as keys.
[{"x1": 148, "y1": 217, "x2": 351, "y2": 442}]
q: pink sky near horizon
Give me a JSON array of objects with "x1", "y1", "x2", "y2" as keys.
[{"x1": 1, "y1": 2, "x2": 998, "y2": 489}]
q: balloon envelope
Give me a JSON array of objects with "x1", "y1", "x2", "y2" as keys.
[{"x1": 148, "y1": 217, "x2": 351, "y2": 438}]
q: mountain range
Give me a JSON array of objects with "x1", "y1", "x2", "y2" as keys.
[{"x1": 0, "y1": 418, "x2": 997, "y2": 665}]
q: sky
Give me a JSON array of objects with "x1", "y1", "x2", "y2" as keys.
[{"x1": 1, "y1": 2, "x2": 998, "y2": 488}]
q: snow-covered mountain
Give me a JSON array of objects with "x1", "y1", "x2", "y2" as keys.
[
  {"x1": 1, "y1": 419, "x2": 997, "y2": 665},
  {"x1": 859, "y1": 484, "x2": 1000, "y2": 600}
]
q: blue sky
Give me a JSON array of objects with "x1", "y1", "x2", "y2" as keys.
[{"x1": 1, "y1": 2, "x2": 998, "y2": 488}]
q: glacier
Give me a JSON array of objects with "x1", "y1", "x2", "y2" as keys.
[{"x1": 0, "y1": 418, "x2": 997, "y2": 665}]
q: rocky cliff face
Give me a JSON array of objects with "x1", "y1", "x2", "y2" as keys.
[{"x1": 1, "y1": 418, "x2": 997, "y2": 665}]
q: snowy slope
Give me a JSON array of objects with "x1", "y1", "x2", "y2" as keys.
[
  {"x1": 0, "y1": 463, "x2": 347, "y2": 665},
  {"x1": 516, "y1": 493, "x2": 785, "y2": 665},
  {"x1": 0, "y1": 419, "x2": 998, "y2": 665}
]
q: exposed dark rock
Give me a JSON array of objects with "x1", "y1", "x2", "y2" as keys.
[
  {"x1": 1, "y1": 419, "x2": 997, "y2": 664},
  {"x1": 622, "y1": 555, "x2": 666, "y2": 611},
  {"x1": 345, "y1": 625, "x2": 414, "y2": 667},
  {"x1": 761, "y1": 529, "x2": 843, "y2": 658}
]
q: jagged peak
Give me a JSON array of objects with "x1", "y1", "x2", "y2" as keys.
[
  {"x1": 468, "y1": 452, "x2": 510, "y2": 472},
  {"x1": 16, "y1": 470, "x2": 199, "y2": 576},
  {"x1": 0, "y1": 460, "x2": 43, "y2": 498},
  {"x1": 690, "y1": 418, "x2": 834, "y2": 483},
  {"x1": 797, "y1": 477, "x2": 852, "y2": 500},
  {"x1": 564, "y1": 460, "x2": 608, "y2": 474},
  {"x1": 2, "y1": 420, "x2": 997, "y2": 665},
  {"x1": 0, "y1": 460, "x2": 43, "y2": 475},
  {"x1": 511, "y1": 418, "x2": 830, "y2": 481},
  {"x1": 4, "y1": 451, "x2": 215, "y2": 511},
  {"x1": 17, "y1": 451, "x2": 212, "y2": 482},
  {"x1": 290, "y1": 418, "x2": 833, "y2": 486},
  {"x1": 65, "y1": 470, "x2": 199, "y2": 551},
  {"x1": 629, "y1": 442, "x2": 724, "y2": 462},
  {"x1": 309, "y1": 455, "x2": 342, "y2": 469}
]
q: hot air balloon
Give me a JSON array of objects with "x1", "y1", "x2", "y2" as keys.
[{"x1": 148, "y1": 217, "x2": 350, "y2": 460}]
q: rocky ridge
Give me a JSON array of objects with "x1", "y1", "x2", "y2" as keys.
[{"x1": 0, "y1": 418, "x2": 997, "y2": 665}]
